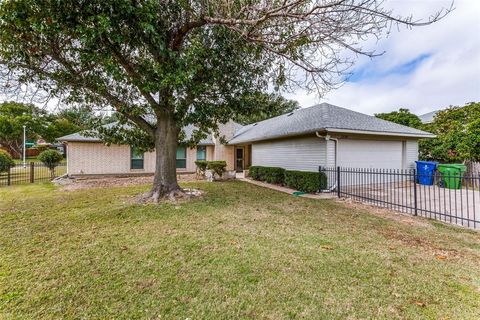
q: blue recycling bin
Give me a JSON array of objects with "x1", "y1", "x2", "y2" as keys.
[{"x1": 415, "y1": 161, "x2": 438, "y2": 185}]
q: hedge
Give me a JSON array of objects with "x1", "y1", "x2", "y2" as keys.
[
  {"x1": 194, "y1": 160, "x2": 208, "y2": 174},
  {"x1": 248, "y1": 166, "x2": 261, "y2": 180},
  {"x1": 249, "y1": 166, "x2": 327, "y2": 192},
  {"x1": 249, "y1": 166, "x2": 285, "y2": 184},
  {"x1": 0, "y1": 150, "x2": 14, "y2": 173},
  {"x1": 206, "y1": 160, "x2": 227, "y2": 177},
  {"x1": 284, "y1": 170, "x2": 327, "y2": 193}
]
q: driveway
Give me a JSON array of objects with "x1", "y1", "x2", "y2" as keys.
[{"x1": 342, "y1": 181, "x2": 479, "y2": 230}]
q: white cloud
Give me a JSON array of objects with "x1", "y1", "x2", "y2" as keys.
[{"x1": 286, "y1": 0, "x2": 480, "y2": 115}]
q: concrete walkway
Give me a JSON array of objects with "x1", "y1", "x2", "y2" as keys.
[{"x1": 237, "y1": 175, "x2": 335, "y2": 200}]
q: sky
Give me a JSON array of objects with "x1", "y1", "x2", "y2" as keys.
[{"x1": 285, "y1": 0, "x2": 480, "y2": 116}]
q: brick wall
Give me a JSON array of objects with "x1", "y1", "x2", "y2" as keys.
[{"x1": 67, "y1": 142, "x2": 215, "y2": 175}]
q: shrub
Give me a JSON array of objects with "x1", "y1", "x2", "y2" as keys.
[
  {"x1": 284, "y1": 170, "x2": 327, "y2": 193},
  {"x1": 33, "y1": 145, "x2": 49, "y2": 152},
  {"x1": 248, "y1": 166, "x2": 262, "y2": 180},
  {"x1": 263, "y1": 167, "x2": 285, "y2": 184},
  {"x1": 0, "y1": 150, "x2": 14, "y2": 173},
  {"x1": 38, "y1": 149, "x2": 64, "y2": 178},
  {"x1": 195, "y1": 160, "x2": 208, "y2": 175},
  {"x1": 249, "y1": 166, "x2": 285, "y2": 184},
  {"x1": 207, "y1": 160, "x2": 227, "y2": 177}
]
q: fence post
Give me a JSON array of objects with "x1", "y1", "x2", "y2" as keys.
[
  {"x1": 336, "y1": 166, "x2": 341, "y2": 198},
  {"x1": 413, "y1": 168, "x2": 418, "y2": 216},
  {"x1": 318, "y1": 166, "x2": 323, "y2": 193},
  {"x1": 30, "y1": 162, "x2": 34, "y2": 183},
  {"x1": 7, "y1": 165, "x2": 11, "y2": 186}
]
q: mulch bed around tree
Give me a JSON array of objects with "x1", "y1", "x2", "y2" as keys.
[{"x1": 58, "y1": 174, "x2": 202, "y2": 192}]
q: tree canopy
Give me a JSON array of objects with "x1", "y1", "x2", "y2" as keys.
[
  {"x1": 0, "y1": 0, "x2": 450, "y2": 200},
  {"x1": 375, "y1": 108, "x2": 422, "y2": 129},
  {"x1": 57, "y1": 106, "x2": 112, "y2": 129},
  {"x1": 235, "y1": 93, "x2": 300, "y2": 125},
  {"x1": 0, "y1": 101, "x2": 49, "y2": 156},
  {"x1": 0, "y1": 101, "x2": 100, "y2": 157},
  {"x1": 420, "y1": 102, "x2": 480, "y2": 162},
  {"x1": 376, "y1": 103, "x2": 480, "y2": 162}
]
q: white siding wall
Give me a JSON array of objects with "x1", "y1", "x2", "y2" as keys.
[
  {"x1": 325, "y1": 140, "x2": 336, "y2": 167},
  {"x1": 405, "y1": 140, "x2": 419, "y2": 169},
  {"x1": 251, "y1": 136, "x2": 327, "y2": 171}
]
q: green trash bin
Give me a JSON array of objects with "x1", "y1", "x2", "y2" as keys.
[{"x1": 437, "y1": 164, "x2": 467, "y2": 189}]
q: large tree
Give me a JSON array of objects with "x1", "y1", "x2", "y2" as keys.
[
  {"x1": 57, "y1": 106, "x2": 112, "y2": 129},
  {"x1": 0, "y1": 101, "x2": 81, "y2": 155},
  {"x1": 420, "y1": 102, "x2": 480, "y2": 162},
  {"x1": 235, "y1": 93, "x2": 300, "y2": 125},
  {"x1": 41, "y1": 117, "x2": 81, "y2": 144},
  {"x1": 0, "y1": 0, "x2": 449, "y2": 201},
  {"x1": 375, "y1": 108, "x2": 423, "y2": 129},
  {"x1": 0, "y1": 101, "x2": 48, "y2": 157}
]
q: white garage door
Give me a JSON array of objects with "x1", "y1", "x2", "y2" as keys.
[{"x1": 337, "y1": 139, "x2": 403, "y2": 169}]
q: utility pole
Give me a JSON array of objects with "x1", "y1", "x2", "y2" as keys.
[{"x1": 23, "y1": 125, "x2": 26, "y2": 168}]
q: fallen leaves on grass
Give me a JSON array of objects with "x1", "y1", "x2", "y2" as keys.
[{"x1": 415, "y1": 301, "x2": 427, "y2": 307}]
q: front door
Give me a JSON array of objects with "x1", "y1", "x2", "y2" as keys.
[{"x1": 235, "y1": 147, "x2": 244, "y2": 172}]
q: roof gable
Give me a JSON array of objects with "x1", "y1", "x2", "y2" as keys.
[{"x1": 419, "y1": 110, "x2": 440, "y2": 124}]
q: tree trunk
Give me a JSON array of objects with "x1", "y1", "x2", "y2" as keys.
[{"x1": 146, "y1": 114, "x2": 182, "y2": 202}]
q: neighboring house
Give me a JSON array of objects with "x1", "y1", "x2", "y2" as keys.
[
  {"x1": 419, "y1": 110, "x2": 440, "y2": 124},
  {"x1": 58, "y1": 103, "x2": 435, "y2": 176}
]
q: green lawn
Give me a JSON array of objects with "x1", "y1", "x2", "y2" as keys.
[
  {"x1": 13, "y1": 158, "x2": 67, "y2": 164},
  {"x1": 1, "y1": 181, "x2": 479, "y2": 319},
  {"x1": 12, "y1": 157, "x2": 39, "y2": 164}
]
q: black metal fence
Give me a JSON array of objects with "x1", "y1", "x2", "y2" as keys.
[
  {"x1": 0, "y1": 162, "x2": 67, "y2": 187},
  {"x1": 321, "y1": 167, "x2": 480, "y2": 229}
]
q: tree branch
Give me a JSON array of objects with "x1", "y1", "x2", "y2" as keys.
[
  {"x1": 104, "y1": 39, "x2": 161, "y2": 110},
  {"x1": 170, "y1": 19, "x2": 206, "y2": 51},
  {"x1": 15, "y1": 55, "x2": 156, "y2": 137}
]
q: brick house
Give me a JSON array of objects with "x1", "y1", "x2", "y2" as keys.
[{"x1": 58, "y1": 103, "x2": 434, "y2": 176}]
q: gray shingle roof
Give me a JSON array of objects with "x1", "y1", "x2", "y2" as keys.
[
  {"x1": 57, "y1": 123, "x2": 215, "y2": 145},
  {"x1": 228, "y1": 103, "x2": 435, "y2": 144},
  {"x1": 59, "y1": 103, "x2": 435, "y2": 145},
  {"x1": 56, "y1": 132, "x2": 102, "y2": 142},
  {"x1": 419, "y1": 110, "x2": 440, "y2": 124}
]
